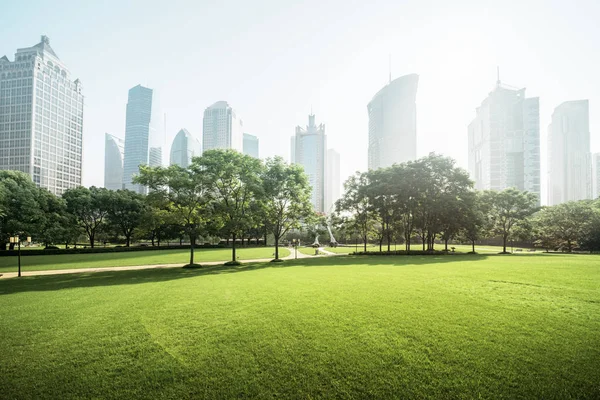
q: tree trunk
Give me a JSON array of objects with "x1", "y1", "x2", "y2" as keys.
[
  {"x1": 444, "y1": 239, "x2": 448, "y2": 251},
  {"x1": 126, "y1": 235, "x2": 131, "y2": 247},
  {"x1": 274, "y1": 235, "x2": 279, "y2": 260},
  {"x1": 503, "y1": 234, "x2": 508, "y2": 253},
  {"x1": 90, "y1": 233, "x2": 95, "y2": 248},
  {"x1": 232, "y1": 233, "x2": 237, "y2": 262},
  {"x1": 180, "y1": 237, "x2": 183, "y2": 246},
  {"x1": 189, "y1": 233, "x2": 195, "y2": 265},
  {"x1": 472, "y1": 240, "x2": 475, "y2": 253},
  {"x1": 363, "y1": 240, "x2": 367, "y2": 252},
  {"x1": 422, "y1": 235, "x2": 425, "y2": 251},
  {"x1": 264, "y1": 232, "x2": 268, "y2": 246}
]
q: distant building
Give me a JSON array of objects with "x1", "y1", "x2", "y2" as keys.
[
  {"x1": 325, "y1": 148, "x2": 340, "y2": 213},
  {"x1": 291, "y1": 114, "x2": 326, "y2": 213},
  {"x1": 0, "y1": 35, "x2": 84, "y2": 195},
  {"x1": 368, "y1": 74, "x2": 419, "y2": 170},
  {"x1": 547, "y1": 100, "x2": 591, "y2": 205},
  {"x1": 593, "y1": 153, "x2": 600, "y2": 199},
  {"x1": 122, "y1": 84, "x2": 162, "y2": 194},
  {"x1": 104, "y1": 133, "x2": 124, "y2": 190},
  {"x1": 202, "y1": 101, "x2": 243, "y2": 153},
  {"x1": 468, "y1": 79, "x2": 540, "y2": 203},
  {"x1": 170, "y1": 128, "x2": 201, "y2": 168},
  {"x1": 243, "y1": 133, "x2": 259, "y2": 158}
]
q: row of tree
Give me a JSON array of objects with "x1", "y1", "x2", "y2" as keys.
[{"x1": 0, "y1": 150, "x2": 315, "y2": 265}]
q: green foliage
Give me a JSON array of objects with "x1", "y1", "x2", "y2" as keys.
[
  {"x1": 63, "y1": 186, "x2": 112, "y2": 248},
  {"x1": 105, "y1": 189, "x2": 147, "y2": 247}
]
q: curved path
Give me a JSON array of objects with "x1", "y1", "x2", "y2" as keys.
[{"x1": 0, "y1": 248, "x2": 339, "y2": 279}]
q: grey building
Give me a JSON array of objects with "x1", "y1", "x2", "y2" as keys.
[
  {"x1": 468, "y1": 79, "x2": 541, "y2": 203},
  {"x1": 122, "y1": 84, "x2": 162, "y2": 194},
  {"x1": 170, "y1": 128, "x2": 201, "y2": 168},
  {"x1": 547, "y1": 100, "x2": 591, "y2": 205},
  {"x1": 202, "y1": 101, "x2": 243, "y2": 153},
  {"x1": 593, "y1": 153, "x2": 600, "y2": 199},
  {"x1": 325, "y1": 148, "x2": 340, "y2": 214},
  {"x1": 368, "y1": 74, "x2": 419, "y2": 170},
  {"x1": 104, "y1": 133, "x2": 124, "y2": 190},
  {"x1": 291, "y1": 114, "x2": 326, "y2": 213},
  {"x1": 243, "y1": 133, "x2": 259, "y2": 158},
  {"x1": 0, "y1": 35, "x2": 84, "y2": 195}
]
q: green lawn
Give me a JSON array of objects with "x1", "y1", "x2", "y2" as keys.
[
  {"x1": 0, "y1": 247, "x2": 289, "y2": 273},
  {"x1": 0, "y1": 254, "x2": 599, "y2": 399}
]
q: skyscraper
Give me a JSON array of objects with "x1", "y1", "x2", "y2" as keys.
[
  {"x1": 547, "y1": 100, "x2": 591, "y2": 205},
  {"x1": 593, "y1": 153, "x2": 600, "y2": 200},
  {"x1": 170, "y1": 128, "x2": 201, "y2": 168},
  {"x1": 202, "y1": 101, "x2": 243, "y2": 153},
  {"x1": 325, "y1": 148, "x2": 340, "y2": 214},
  {"x1": 243, "y1": 133, "x2": 259, "y2": 158},
  {"x1": 122, "y1": 84, "x2": 161, "y2": 194},
  {"x1": 368, "y1": 74, "x2": 419, "y2": 170},
  {"x1": 468, "y1": 79, "x2": 541, "y2": 202},
  {"x1": 291, "y1": 114, "x2": 326, "y2": 213},
  {"x1": 0, "y1": 35, "x2": 84, "y2": 195},
  {"x1": 104, "y1": 133, "x2": 124, "y2": 190}
]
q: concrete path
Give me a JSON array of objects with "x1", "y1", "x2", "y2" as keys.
[{"x1": 0, "y1": 249, "x2": 338, "y2": 279}]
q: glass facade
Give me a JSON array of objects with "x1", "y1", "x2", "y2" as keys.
[
  {"x1": 170, "y1": 128, "x2": 201, "y2": 168},
  {"x1": 202, "y1": 101, "x2": 243, "y2": 153},
  {"x1": 104, "y1": 133, "x2": 124, "y2": 190},
  {"x1": 0, "y1": 35, "x2": 83, "y2": 195},
  {"x1": 243, "y1": 133, "x2": 259, "y2": 158}
]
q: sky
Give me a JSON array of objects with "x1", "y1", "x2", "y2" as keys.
[{"x1": 1, "y1": 0, "x2": 599, "y2": 204}]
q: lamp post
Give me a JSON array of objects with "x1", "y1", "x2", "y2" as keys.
[{"x1": 293, "y1": 239, "x2": 298, "y2": 260}]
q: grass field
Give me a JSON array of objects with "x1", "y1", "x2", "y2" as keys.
[
  {"x1": 297, "y1": 244, "x2": 517, "y2": 255},
  {"x1": 0, "y1": 247, "x2": 289, "y2": 273},
  {"x1": 1, "y1": 253, "x2": 598, "y2": 399}
]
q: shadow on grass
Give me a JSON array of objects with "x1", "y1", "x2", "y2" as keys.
[{"x1": 0, "y1": 254, "x2": 494, "y2": 295}]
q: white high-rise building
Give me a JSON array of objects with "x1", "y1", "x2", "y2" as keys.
[
  {"x1": 243, "y1": 133, "x2": 259, "y2": 158},
  {"x1": 368, "y1": 74, "x2": 419, "y2": 170},
  {"x1": 122, "y1": 84, "x2": 162, "y2": 194},
  {"x1": 202, "y1": 101, "x2": 243, "y2": 153},
  {"x1": 291, "y1": 114, "x2": 326, "y2": 213},
  {"x1": 325, "y1": 148, "x2": 340, "y2": 214},
  {"x1": 547, "y1": 100, "x2": 591, "y2": 205},
  {"x1": 593, "y1": 153, "x2": 600, "y2": 200},
  {"x1": 104, "y1": 133, "x2": 124, "y2": 190},
  {"x1": 170, "y1": 128, "x2": 201, "y2": 168},
  {"x1": 468, "y1": 79, "x2": 541, "y2": 203},
  {"x1": 0, "y1": 35, "x2": 84, "y2": 195}
]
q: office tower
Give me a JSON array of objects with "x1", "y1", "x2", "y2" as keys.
[
  {"x1": 202, "y1": 101, "x2": 243, "y2": 153},
  {"x1": 122, "y1": 84, "x2": 161, "y2": 194},
  {"x1": 291, "y1": 114, "x2": 326, "y2": 213},
  {"x1": 325, "y1": 148, "x2": 340, "y2": 214},
  {"x1": 0, "y1": 35, "x2": 84, "y2": 195},
  {"x1": 368, "y1": 74, "x2": 419, "y2": 170},
  {"x1": 593, "y1": 153, "x2": 600, "y2": 199},
  {"x1": 104, "y1": 133, "x2": 124, "y2": 190},
  {"x1": 243, "y1": 133, "x2": 259, "y2": 158},
  {"x1": 468, "y1": 78, "x2": 541, "y2": 203},
  {"x1": 547, "y1": 100, "x2": 591, "y2": 205},
  {"x1": 170, "y1": 128, "x2": 201, "y2": 168}
]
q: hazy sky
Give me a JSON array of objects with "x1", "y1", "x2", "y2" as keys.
[{"x1": 2, "y1": 0, "x2": 599, "y2": 203}]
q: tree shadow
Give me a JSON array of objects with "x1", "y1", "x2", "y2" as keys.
[{"x1": 0, "y1": 254, "x2": 490, "y2": 296}]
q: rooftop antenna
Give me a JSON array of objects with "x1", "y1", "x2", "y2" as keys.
[
  {"x1": 388, "y1": 54, "x2": 392, "y2": 84},
  {"x1": 496, "y1": 66, "x2": 501, "y2": 87}
]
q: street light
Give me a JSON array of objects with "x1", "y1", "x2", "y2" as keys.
[{"x1": 9, "y1": 235, "x2": 31, "y2": 277}]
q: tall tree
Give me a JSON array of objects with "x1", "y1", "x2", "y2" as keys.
[
  {"x1": 63, "y1": 186, "x2": 112, "y2": 248},
  {"x1": 482, "y1": 188, "x2": 539, "y2": 253},
  {"x1": 336, "y1": 172, "x2": 376, "y2": 252},
  {"x1": 135, "y1": 164, "x2": 208, "y2": 267},
  {"x1": 106, "y1": 190, "x2": 147, "y2": 247},
  {"x1": 534, "y1": 201, "x2": 596, "y2": 252},
  {"x1": 0, "y1": 171, "x2": 42, "y2": 249},
  {"x1": 262, "y1": 157, "x2": 313, "y2": 260},
  {"x1": 199, "y1": 150, "x2": 263, "y2": 264}
]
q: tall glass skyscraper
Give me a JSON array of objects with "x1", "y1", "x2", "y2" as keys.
[
  {"x1": 0, "y1": 35, "x2": 84, "y2": 195},
  {"x1": 243, "y1": 133, "x2": 259, "y2": 158},
  {"x1": 202, "y1": 101, "x2": 243, "y2": 153},
  {"x1": 104, "y1": 133, "x2": 124, "y2": 190},
  {"x1": 368, "y1": 74, "x2": 419, "y2": 170},
  {"x1": 170, "y1": 128, "x2": 201, "y2": 168},
  {"x1": 468, "y1": 79, "x2": 541, "y2": 203},
  {"x1": 122, "y1": 84, "x2": 162, "y2": 193},
  {"x1": 291, "y1": 114, "x2": 326, "y2": 213},
  {"x1": 547, "y1": 100, "x2": 591, "y2": 205}
]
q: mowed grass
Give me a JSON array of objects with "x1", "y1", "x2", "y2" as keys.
[
  {"x1": 298, "y1": 244, "x2": 512, "y2": 255},
  {"x1": 0, "y1": 247, "x2": 289, "y2": 273},
  {"x1": 1, "y1": 254, "x2": 599, "y2": 399}
]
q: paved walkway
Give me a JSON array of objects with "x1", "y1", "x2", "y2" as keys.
[{"x1": 0, "y1": 248, "x2": 339, "y2": 279}]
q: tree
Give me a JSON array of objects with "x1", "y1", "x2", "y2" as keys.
[
  {"x1": 336, "y1": 172, "x2": 376, "y2": 252},
  {"x1": 460, "y1": 192, "x2": 487, "y2": 253},
  {"x1": 0, "y1": 171, "x2": 46, "y2": 250},
  {"x1": 106, "y1": 190, "x2": 146, "y2": 247},
  {"x1": 262, "y1": 157, "x2": 313, "y2": 261},
  {"x1": 134, "y1": 164, "x2": 208, "y2": 267},
  {"x1": 534, "y1": 201, "x2": 596, "y2": 252},
  {"x1": 36, "y1": 188, "x2": 76, "y2": 247},
  {"x1": 63, "y1": 186, "x2": 111, "y2": 248},
  {"x1": 199, "y1": 150, "x2": 263, "y2": 265},
  {"x1": 482, "y1": 188, "x2": 539, "y2": 253}
]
